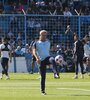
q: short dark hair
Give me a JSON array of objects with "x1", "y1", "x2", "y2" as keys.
[
  {"x1": 74, "y1": 34, "x2": 78, "y2": 38},
  {"x1": 82, "y1": 39, "x2": 86, "y2": 44},
  {"x1": 84, "y1": 35, "x2": 89, "y2": 38},
  {"x1": 2, "y1": 36, "x2": 10, "y2": 42}
]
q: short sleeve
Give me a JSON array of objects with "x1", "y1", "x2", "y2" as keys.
[
  {"x1": 33, "y1": 42, "x2": 37, "y2": 49},
  {"x1": 8, "y1": 45, "x2": 12, "y2": 51},
  {"x1": 0, "y1": 44, "x2": 3, "y2": 49}
]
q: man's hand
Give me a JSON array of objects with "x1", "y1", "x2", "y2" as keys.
[{"x1": 36, "y1": 58, "x2": 41, "y2": 64}]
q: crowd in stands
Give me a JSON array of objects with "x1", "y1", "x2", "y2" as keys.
[
  {"x1": 0, "y1": 0, "x2": 90, "y2": 15},
  {"x1": 0, "y1": 0, "x2": 90, "y2": 56}
]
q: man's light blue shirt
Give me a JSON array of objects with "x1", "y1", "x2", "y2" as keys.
[{"x1": 34, "y1": 40, "x2": 50, "y2": 61}]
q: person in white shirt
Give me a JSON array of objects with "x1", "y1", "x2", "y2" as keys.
[{"x1": 0, "y1": 36, "x2": 12, "y2": 80}]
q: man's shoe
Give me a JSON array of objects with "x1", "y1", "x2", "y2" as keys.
[
  {"x1": 6, "y1": 76, "x2": 10, "y2": 80},
  {"x1": 30, "y1": 71, "x2": 33, "y2": 74},
  {"x1": 0, "y1": 74, "x2": 3, "y2": 79},
  {"x1": 74, "y1": 75, "x2": 78, "y2": 79},
  {"x1": 41, "y1": 91, "x2": 46, "y2": 95},
  {"x1": 83, "y1": 71, "x2": 86, "y2": 74},
  {"x1": 54, "y1": 74, "x2": 59, "y2": 79},
  {"x1": 80, "y1": 75, "x2": 84, "y2": 79}
]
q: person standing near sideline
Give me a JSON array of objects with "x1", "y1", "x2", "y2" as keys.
[
  {"x1": 73, "y1": 34, "x2": 84, "y2": 79},
  {"x1": 0, "y1": 36, "x2": 12, "y2": 80},
  {"x1": 82, "y1": 35, "x2": 90, "y2": 74},
  {"x1": 33, "y1": 30, "x2": 59, "y2": 95},
  {"x1": 30, "y1": 37, "x2": 38, "y2": 74},
  {"x1": 25, "y1": 44, "x2": 32, "y2": 73}
]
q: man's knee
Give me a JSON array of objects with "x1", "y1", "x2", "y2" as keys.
[{"x1": 49, "y1": 57, "x2": 55, "y2": 63}]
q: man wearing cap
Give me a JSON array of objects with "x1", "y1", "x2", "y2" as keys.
[{"x1": 33, "y1": 30, "x2": 59, "y2": 95}]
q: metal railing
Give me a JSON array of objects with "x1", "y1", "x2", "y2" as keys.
[{"x1": 0, "y1": 14, "x2": 90, "y2": 47}]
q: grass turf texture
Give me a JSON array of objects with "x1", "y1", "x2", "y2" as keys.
[{"x1": 0, "y1": 73, "x2": 90, "y2": 100}]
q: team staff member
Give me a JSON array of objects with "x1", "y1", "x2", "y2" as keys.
[
  {"x1": 0, "y1": 36, "x2": 12, "y2": 80},
  {"x1": 73, "y1": 34, "x2": 84, "y2": 79},
  {"x1": 30, "y1": 37, "x2": 38, "y2": 74},
  {"x1": 33, "y1": 30, "x2": 59, "y2": 95},
  {"x1": 82, "y1": 35, "x2": 90, "y2": 74}
]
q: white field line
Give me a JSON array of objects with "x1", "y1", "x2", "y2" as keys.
[
  {"x1": 0, "y1": 88, "x2": 40, "y2": 90},
  {"x1": 0, "y1": 87, "x2": 90, "y2": 92},
  {"x1": 57, "y1": 88, "x2": 90, "y2": 92},
  {"x1": 0, "y1": 82, "x2": 90, "y2": 85}
]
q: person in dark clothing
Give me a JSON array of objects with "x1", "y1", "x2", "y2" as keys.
[
  {"x1": 30, "y1": 37, "x2": 38, "y2": 74},
  {"x1": 65, "y1": 25, "x2": 74, "y2": 49},
  {"x1": 73, "y1": 34, "x2": 84, "y2": 79}
]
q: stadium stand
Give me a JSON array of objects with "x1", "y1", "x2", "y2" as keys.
[{"x1": 0, "y1": 0, "x2": 90, "y2": 72}]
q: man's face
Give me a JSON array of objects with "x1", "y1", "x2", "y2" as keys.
[
  {"x1": 74, "y1": 35, "x2": 77, "y2": 41},
  {"x1": 40, "y1": 32, "x2": 47, "y2": 41}
]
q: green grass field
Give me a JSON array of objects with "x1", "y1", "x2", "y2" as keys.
[{"x1": 0, "y1": 73, "x2": 90, "y2": 100}]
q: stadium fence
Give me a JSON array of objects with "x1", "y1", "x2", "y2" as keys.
[{"x1": 0, "y1": 14, "x2": 90, "y2": 72}]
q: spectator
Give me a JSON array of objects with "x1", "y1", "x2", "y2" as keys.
[
  {"x1": 70, "y1": 6, "x2": 76, "y2": 15},
  {"x1": 0, "y1": 2, "x2": 4, "y2": 14},
  {"x1": 25, "y1": 44, "x2": 32, "y2": 73},
  {"x1": 39, "y1": 5, "x2": 49, "y2": 14},
  {"x1": 10, "y1": 16, "x2": 18, "y2": 34},
  {"x1": 29, "y1": 1, "x2": 37, "y2": 14},
  {"x1": 15, "y1": 46, "x2": 23, "y2": 56},
  {"x1": 30, "y1": 37, "x2": 39, "y2": 74},
  {"x1": 84, "y1": 3, "x2": 90, "y2": 15},
  {"x1": 0, "y1": 27, "x2": 5, "y2": 37},
  {"x1": 7, "y1": 29, "x2": 14, "y2": 38},
  {"x1": 56, "y1": 6, "x2": 63, "y2": 15},
  {"x1": 65, "y1": 25, "x2": 74, "y2": 49},
  {"x1": 17, "y1": 32, "x2": 22, "y2": 40},
  {"x1": 88, "y1": 26, "x2": 90, "y2": 44},
  {"x1": 63, "y1": 7, "x2": 72, "y2": 16},
  {"x1": 48, "y1": 2, "x2": 56, "y2": 15},
  {"x1": 12, "y1": 2, "x2": 17, "y2": 13},
  {"x1": 26, "y1": 6, "x2": 35, "y2": 14},
  {"x1": 17, "y1": 2, "x2": 24, "y2": 14}
]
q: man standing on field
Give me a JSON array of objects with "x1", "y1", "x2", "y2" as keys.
[
  {"x1": 0, "y1": 36, "x2": 12, "y2": 80},
  {"x1": 33, "y1": 30, "x2": 59, "y2": 95}
]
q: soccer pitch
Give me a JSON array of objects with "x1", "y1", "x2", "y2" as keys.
[{"x1": 0, "y1": 73, "x2": 90, "y2": 100}]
